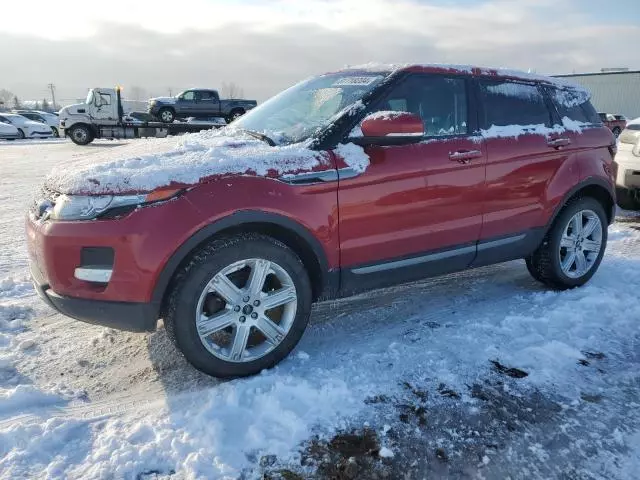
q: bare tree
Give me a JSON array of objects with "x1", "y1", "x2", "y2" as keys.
[
  {"x1": 221, "y1": 82, "x2": 245, "y2": 99},
  {"x1": 129, "y1": 86, "x2": 149, "y2": 101},
  {"x1": 0, "y1": 89, "x2": 16, "y2": 108},
  {"x1": 12, "y1": 96, "x2": 20, "y2": 109}
]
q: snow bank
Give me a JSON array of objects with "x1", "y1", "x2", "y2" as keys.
[{"x1": 0, "y1": 385, "x2": 63, "y2": 415}]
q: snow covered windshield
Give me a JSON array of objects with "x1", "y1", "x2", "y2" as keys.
[{"x1": 233, "y1": 72, "x2": 387, "y2": 145}]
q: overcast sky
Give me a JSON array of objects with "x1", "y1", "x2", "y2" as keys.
[{"x1": 1, "y1": 0, "x2": 639, "y2": 105}]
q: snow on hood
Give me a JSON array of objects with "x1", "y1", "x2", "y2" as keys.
[
  {"x1": 45, "y1": 130, "x2": 336, "y2": 195},
  {"x1": 149, "y1": 96, "x2": 177, "y2": 104}
]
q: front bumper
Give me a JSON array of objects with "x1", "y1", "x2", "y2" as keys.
[{"x1": 31, "y1": 265, "x2": 156, "y2": 332}]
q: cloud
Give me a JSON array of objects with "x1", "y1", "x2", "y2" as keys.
[{"x1": 0, "y1": 0, "x2": 638, "y2": 103}]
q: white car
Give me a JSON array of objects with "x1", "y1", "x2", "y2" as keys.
[
  {"x1": 0, "y1": 114, "x2": 53, "y2": 139},
  {"x1": 14, "y1": 110, "x2": 61, "y2": 137},
  {"x1": 0, "y1": 121, "x2": 20, "y2": 140},
  {"x1": 614, "y1": 117, "x2": 640, "y2": 210}
]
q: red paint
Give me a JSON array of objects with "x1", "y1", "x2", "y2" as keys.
[{"x1": 360, "y1": 112, "x2": 424, "y2": 137}]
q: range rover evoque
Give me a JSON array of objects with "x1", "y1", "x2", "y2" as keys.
[{"x1": 27, "y1": 64, "x2": 618, "y2": 378}]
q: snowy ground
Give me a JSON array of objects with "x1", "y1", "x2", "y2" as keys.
[{"x1": 1, "y1": 139, "x2": 639, "y2": 479}]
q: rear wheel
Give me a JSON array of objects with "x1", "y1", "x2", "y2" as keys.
[
  {"x1": 17, "y1": 129, "x2": 25, "y2": 139},
  {"x1": 68, "y1": 125, "x2": 93, "y2": 145},
  {"x1": 616, "y1": 187, "x2": 640, "y2": 211},
  {"x1": 226, "y1": 109, "x2": 245, "y2": 124},
  {"x1": 526, "y1": 197, "x2": 607, "y2": 289},
  {"x1": 165, "y1": 234, "x2": 312, "y2": 378},
  {"x1": 51, "y1": 127, "x2": 59, "y2": 137}
]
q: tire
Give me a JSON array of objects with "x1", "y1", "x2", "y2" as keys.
[
  {"x1": 51, "y1": 127, "x2": 59, "y2": 138},
  {"x1": 17, "y1": 129, "x2": 25, "y2": 139},
  {"x1": 158, "y1": 107, "x2": 175, "y2": 123},
  {"x1": 612, "y1": 127, "x2": 621, "y2": 138},
  {"x1": 68, "y1": 125, "x2": 93, "y2": 145},
  {"x1": 616, "y1": 187, "x2": 640, "y2": 211},
  {"x1": 526, "y1": 197, "x2": 608, "y2": 290},
  {"x1": 226, "y1": 109, "x2": 245, "y2": 124},
  {"x1": 165, "y1": 233, "x2": 312, "y2": 378}
]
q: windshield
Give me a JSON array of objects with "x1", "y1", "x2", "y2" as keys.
[
  {"x1": 85, "y1": 90, "x2": 95, "y2": 105},
  {"x1": 232, "y1": 72, "x2": 388, "y2": 145}
]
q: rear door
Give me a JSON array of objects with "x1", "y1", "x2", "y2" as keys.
[
  {"x1": 195, "y1": 90, "x2": 220, "y2": 116},
  {"x1": 338, "y1": 73, "x2": 487, "y2": 290},
  {"x1": 474, "y1": 79, "x2": 578, "y2": 265}
]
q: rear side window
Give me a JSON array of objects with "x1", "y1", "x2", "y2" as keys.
[
  {"x1": 479, "y1": 80, "x2": 551, "y2": 128},
  {"x1": 552, "y1": 88, "x2": 600, "y2": 124}
]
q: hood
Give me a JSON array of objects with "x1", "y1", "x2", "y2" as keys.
[
  {"x1": 44, "y1": 129, "x2": 367, "y2": 195},
  {"x1": 149, "y1": 96, "x2": 176, "y2": 105},
  {"x1": 59, "y1": 104, "x2": 90, "y2": 118},
  {"x1": 23, "y1": 119, "x2": 47, "y2": 128}
]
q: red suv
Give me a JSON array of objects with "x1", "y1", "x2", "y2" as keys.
[{"x1": 27, "y1": 64, "x2": 617, "y2": 378}]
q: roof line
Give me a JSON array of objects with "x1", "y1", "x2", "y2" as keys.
[{"x1": 553, "y1": 71, "x2": 640, "y2": 78}]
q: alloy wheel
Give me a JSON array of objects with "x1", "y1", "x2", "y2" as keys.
[
  {"x1": 195, "y1": 258, "x2": 298, "y2": 362},
  {"x1": 558, "y1": 209, "x2": 603, "y2": 278}
]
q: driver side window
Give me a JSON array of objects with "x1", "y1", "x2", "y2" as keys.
[
  {"x1": 182, "y1": 91, "x2": 195, "y2": 101},
  {"x1": 368, "y1": 74, "x2": 468, "y2": 137}
]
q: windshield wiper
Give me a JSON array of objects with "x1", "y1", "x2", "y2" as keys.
[{"x1": 239, "y1": 129, "x2": 276, "y2": 147}]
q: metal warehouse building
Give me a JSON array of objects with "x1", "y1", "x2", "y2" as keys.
[{"x1": 553, "y1": 70, "x2": 640, "y2": 120}]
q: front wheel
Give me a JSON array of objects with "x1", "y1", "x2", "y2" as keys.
[
  {"x1": 17, "y1": 129, "x2": 25, "y2": 139},
  {"x1": 51, "y1": 127, "x2": 59, "y2": 137},
  {"x1": 165, "y1": 234, "x2": 312, "y2": 378},
  {"x1": 68, "y1": 125, "x2": 93, "y2": 145},
  {"x1": 158, "y1": 108, "x2": 175, "y2": 123},
  {"x1": 526, "y1": 197, "x2": 607, "y2": 289}
]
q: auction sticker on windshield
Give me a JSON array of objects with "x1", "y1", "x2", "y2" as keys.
[{"x1": 332, "y1": 76, "x2": 383, "y2": 86}]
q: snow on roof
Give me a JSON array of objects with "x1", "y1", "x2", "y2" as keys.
[{"x1": 340, "y1": 62, "x2": 586, "y2": 92}]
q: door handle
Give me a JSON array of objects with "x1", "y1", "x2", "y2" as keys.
[
  {"x1": 449, "y1": 150, "x2": 482, "y2": 164},
  {"x1": 547, "y1": 138, "x2": 571, "y2": 148}
]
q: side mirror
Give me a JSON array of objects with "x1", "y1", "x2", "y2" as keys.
[{"x1": 360, "y1": 111, "x2": 424, "y2": 138}]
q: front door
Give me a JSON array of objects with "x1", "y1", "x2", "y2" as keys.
[
  {"x1": 178, "y1": 90, "x2": 197, "y2": 115},
  {"x1": 337, "y1": 73, "x2": 487, "y2": 292}
]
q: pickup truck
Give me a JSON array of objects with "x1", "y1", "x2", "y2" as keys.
[
  {"x1": 599, "y1": 112, "x2": 627, "y2": 137},
  {"x1": 148, "y1": 89, "x2": 257, "y2": 123}
]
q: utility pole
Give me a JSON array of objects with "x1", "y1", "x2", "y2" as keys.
[
  {"x1": 168, "y1": 87, "x2": 173, "y2": 96},
  {"x1": 47, "y1": 83, "x2": 57, "y2": 109}
]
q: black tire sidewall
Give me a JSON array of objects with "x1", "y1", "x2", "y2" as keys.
[
  {"x1": 169, "y1": 236, "x2": 312, "y2": 378},
  {"x1": 616, "y1": 187, "x2": 640, "y2": 211},
  {"x1": 546, "y1": 198, "x2": 608, "y2": 287},
  {"x1": 18, "y1": 129, "x2": 25, "y2": 139},
  {"x1": 70, "y1": 125, "x2": 92, "y2": 145}
]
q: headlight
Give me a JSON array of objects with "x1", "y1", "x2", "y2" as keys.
[{"x1": 48, "y1": 189, "x2": 181, "y2": 221}]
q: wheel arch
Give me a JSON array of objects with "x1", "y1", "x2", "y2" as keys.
[
  {"x1": 153, "y1": 210, "x2": 335, "y2": 318},
  {"x1": 547, "y1": 177, "x2": 615, "y2": 231}
]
